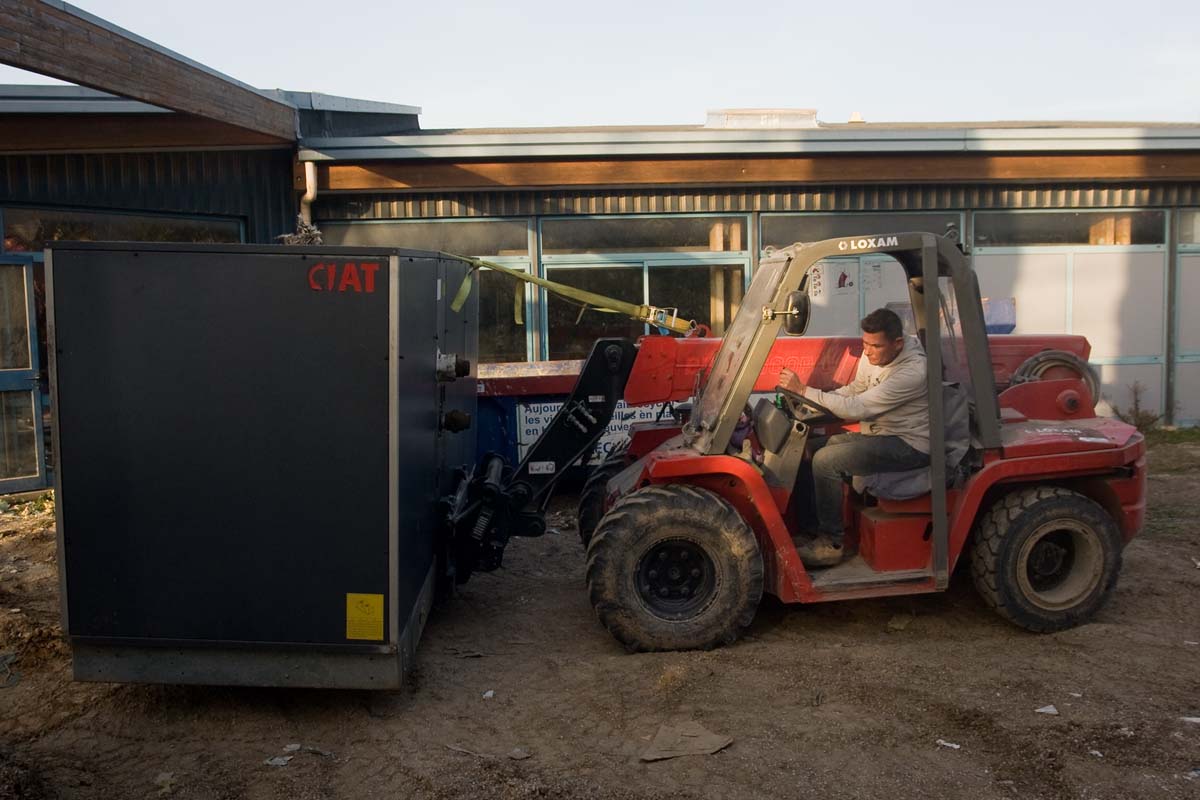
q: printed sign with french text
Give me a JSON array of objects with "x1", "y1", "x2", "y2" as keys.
[{"x1": 517, "y1": 400, "x2": 662, "y2": 460}]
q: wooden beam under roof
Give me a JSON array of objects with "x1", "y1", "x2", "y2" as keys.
[
  {"x1": 0, "y1": 0, "x2": 296, "y2": 142},
  {"x1": 0, "y1": 112, "x2": 293, "y2": 152},
  {"x1": 318, "y1": 152, "x2": 1200, "y2": 191}
]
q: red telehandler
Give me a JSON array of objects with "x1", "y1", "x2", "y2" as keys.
[{"x1": 448, "y1": 233, "x2": 1144, "y2": 651}]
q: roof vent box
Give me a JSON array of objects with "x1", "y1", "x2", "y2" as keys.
[{"x1": 704, "y1": 108, "x2": 819, "y2": 129}]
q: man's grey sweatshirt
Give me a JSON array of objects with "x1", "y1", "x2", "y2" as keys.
[{"x1": 801, "y1": 335, "x2": 930, "y2": 454}]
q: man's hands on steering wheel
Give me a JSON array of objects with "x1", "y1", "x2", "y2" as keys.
[{"x1": 776, "y1": 368, "x2": 839, "y2": 421}]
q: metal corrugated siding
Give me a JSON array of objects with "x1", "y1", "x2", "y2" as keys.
[
  {"x1": 0, "y1": 150, "x2": 296, "y2": 242},
  {"x1": 316, "y1": 182, "x2": 1200, "y2": 220}
]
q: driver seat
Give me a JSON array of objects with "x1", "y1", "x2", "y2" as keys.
[
  {"x1": 853, "y1": 468, "x2": 934, "y2": 501},
  {"x1": 851, "y1": 381, "x2": 971, "y2": 503}
]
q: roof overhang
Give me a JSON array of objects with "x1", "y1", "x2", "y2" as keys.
[
  {"x1": 0, "y1": 85, "x2": 169, "y2": 114},
  {"x1": 299, "y1": 125, "x2": 1200, "y2": 162},
  {"x1": 1, "y1": 1, "x2": 297, "y2": 141},
  {"x1": 265, "y1": 90, "x2": 420, "y2": 117}
]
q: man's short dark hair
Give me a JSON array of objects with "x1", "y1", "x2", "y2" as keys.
[{"x1": 861, "y1": 308, "x2": 904, "y2": 341}]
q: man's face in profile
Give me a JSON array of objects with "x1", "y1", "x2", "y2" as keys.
[{"x1": 862, "y1": 330, "x2": 905, "y2": 367}]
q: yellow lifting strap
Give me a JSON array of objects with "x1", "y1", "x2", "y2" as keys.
[{"x1": 445, "y1": 253, "x2": 696, "y2": 335}]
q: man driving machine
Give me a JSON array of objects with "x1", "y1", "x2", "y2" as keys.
[{"x1": 777, "y1": 308, "x2": 930, "y2": 568}]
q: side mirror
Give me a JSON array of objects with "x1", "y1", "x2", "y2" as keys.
[{"x1": 783, "y1": 291, "x2": 810, "y2": 336}]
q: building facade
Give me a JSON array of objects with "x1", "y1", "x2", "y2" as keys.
[
  {"x1": 4, "y1": 84, "x2": 1200, "y2": 493},
  {"x1": 0, "y1": 86, "x2": 301, "y2": 492},
  {"x1": 306, "y1": 119, "x2": 1200, "y2": 427}
]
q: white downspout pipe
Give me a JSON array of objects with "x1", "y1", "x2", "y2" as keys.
[{"x1": 299, "y1": 160, "x2": 318, "y2": 224}]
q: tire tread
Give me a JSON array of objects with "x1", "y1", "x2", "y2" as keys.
[
  {"x1": 970, "y1": 486, "x2": 1121, "y2": 633},
  {"x1": 586, "y1": 484, "x2": 763, "y2": 652}
]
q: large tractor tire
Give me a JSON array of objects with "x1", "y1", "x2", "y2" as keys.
[
  {"x1": 577, "y1": 443, "x2": 633, "y2": 548},
  {"x1": 970, "y1": 486, "x2": 1122, "y2": 632},
  {"x1": 586, "y1": 484, "x2": 763, "y2": 652},
  {"x1": 1011, "y1": 350, "x2": 1101, "y2": 408}
]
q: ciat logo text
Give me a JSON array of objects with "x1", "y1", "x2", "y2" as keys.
[{"x1": 308, "y1": 262, "x2": 381, "y2": 293}]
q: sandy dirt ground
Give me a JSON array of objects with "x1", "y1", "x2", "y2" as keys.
[{"x1": 1, "y1": 440, "x2": 1198, "y2": 800}]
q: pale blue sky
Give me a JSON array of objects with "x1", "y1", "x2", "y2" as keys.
[{"x1": 2, "y1": 0, "x2": 1197, "y2": 129}]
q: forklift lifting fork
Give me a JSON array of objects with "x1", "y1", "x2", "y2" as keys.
[{"x1": 450, "y1": 232, "x2": 1146, "y2": 652}]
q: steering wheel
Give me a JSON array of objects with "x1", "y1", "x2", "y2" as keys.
[{"x1": 773, "y1": 385, "x2": 839, "y2": 422}]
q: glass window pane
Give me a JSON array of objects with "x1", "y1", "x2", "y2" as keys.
[
  {"x1": 762, "y1": 213, "x2": 961, "y2": 249},
  {"x1": 2, "y1": 208, "x2": 241, "y2": 252},
  {"x1": 545, "y1": 267, "x2": 645, "y2": 360},
  {"x1": 691, "y1": 255, "x2": 789, "y2": 449},
  {"x1": 1180, "y1": 209, "x2": 1200, "y2": 245},
  {"x1": 647, "y1": 265, "x2": 744, "y2": 336},
  {"x1": 973, "y1": 211, "x2": 1164, "y2": 246},
  {"x1": 542, "y1": 217, "x2": 746, "y2": 254},
  {"x1": 479, "y1": 270, "x2": 528, "y2": 363},
  {"x1": 320, "y1": 220, "x2": 529, "y2": 257},
  {"x1": 0, "y1": 391, "x2": 38, "y2": 479},
  {"x1": 0, "y1": 265, "x2": 30, "y2": 370}
]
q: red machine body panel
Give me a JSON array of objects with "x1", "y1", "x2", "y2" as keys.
[
  {"x1": 998, "y1": 378, "x2": 1094, "y2": 423},
  {"x1": 623, "y1": 334, "x2": 1092, "y2": 406},
  {"x1": 609, "y1": 418, "x2": 1145, "y2": 607},
  {"x1": 494, "y1": 325, "x2": 1143, "y2": 608},
  {"x1": 859, "y1": 509, "x2": 932, "y2": 572},
  {"x1": 945, "y1": 431, "x2": 1146, "y2": 561},
  {"x1": 625, "y1": 422, "x2": 683, "y2": 459},
  {"x1": 477, "y1": 334, "x2": 1093, "y2": 402}
]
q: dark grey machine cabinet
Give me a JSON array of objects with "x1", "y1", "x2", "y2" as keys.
[{"x1": 47, "y1": 243, "x2": 478, "y2": 689}]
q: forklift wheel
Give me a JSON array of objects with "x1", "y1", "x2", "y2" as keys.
[
  {"x1": 586, "y1": 484, "x2": 763, "y2": 652},
  {"x1": 971, "y1": 487, "x2": 1122, "y2": 632},
  {"x1": 577, "y1": 443, "x2": 633, "y2": 548}
]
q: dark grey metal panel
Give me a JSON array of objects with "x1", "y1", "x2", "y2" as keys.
[
  {"x1": 69, "y1": 562, "x2": 436, "y2": 689},
  {"x1": 437, "y1": 256, "x2": 479, "y2": 493},
  {"x1": 72, "y1": 644, "x2": 404, "y2": 689},
  {"x1": 0, "y1": 150, "x2": 296, "y2": 243},
  {"x1": 50, "y1": 244, "x2": 443, "y2": 650},
  {"x1": 316, "y1": 182, "x2": 1200, "y2": 221},
  {"x1": 390, "y1": 254, "x2": 444, "y2": 631},
  {"x1": 922, "y1": 241, "x2": 948, "y2": 589}
]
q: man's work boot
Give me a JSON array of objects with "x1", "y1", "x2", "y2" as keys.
[
  {"x1": 797, "y1": 535, "x2": 845, "y2": 568},
  {"x1": 790, "y1": 529, "x2": 818, "y2": 549}
]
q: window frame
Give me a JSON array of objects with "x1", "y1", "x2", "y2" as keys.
[
  {"x1": 758, "y1": 210, "x2": 965, "y2": 253},
  {"x1": 970, "y1": 208, "x2": 1167, "y2": 249},
  {"x1": 317, "y1": 216, "x2": 533, "y2": 258},
  {"x1": 537, "y1": 214, "x2": 753, "y2": 361},
  {"x1": 0, "y1": 205, "x2": 246, "y2": 254},
  {"x1": 1179, "y1": 207, "x2": 1200, "y2": 250},
  {"x1": 539, "y1": 213, "x2": 752, "y2": 256}
]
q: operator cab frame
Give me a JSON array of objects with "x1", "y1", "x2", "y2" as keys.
[{"x1": 683, "y1": 233, "x2": 1002, "y2": 587}]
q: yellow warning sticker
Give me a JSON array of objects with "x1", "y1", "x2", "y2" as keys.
[{"x1": 345, "y1": 593, "x2": 384, "y2": 641}]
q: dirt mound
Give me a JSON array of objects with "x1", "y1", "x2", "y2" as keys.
[
  {"x1": 0, "y1": 616, "x2": 68, "y2": 669},
  {"x1": 0, "y1": 747, "x2": 54, "y2": 800}
]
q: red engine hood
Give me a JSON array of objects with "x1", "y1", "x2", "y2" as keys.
[{"x1": 475, "y1": 334, "x2": 1092, "y2": 403}]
